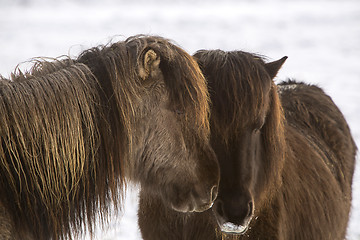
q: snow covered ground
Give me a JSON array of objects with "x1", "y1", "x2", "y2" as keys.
[{"x1": 0, "y1": 0, "x2": 359, "y2": 239}]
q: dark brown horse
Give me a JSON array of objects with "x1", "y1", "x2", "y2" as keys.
[
  {"x1": 138, "y1": 49, "x2": 356, "y2": 240},
  {"x1": 0, "y1": 36, "x2": 220, "y2": 240}
]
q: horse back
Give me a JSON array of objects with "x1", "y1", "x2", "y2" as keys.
[{"x1": 278, "y1": 80, "x2": 356, "y2": 192}]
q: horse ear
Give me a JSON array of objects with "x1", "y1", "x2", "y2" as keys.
[
  {"x1": 264, "y1": 56, "x2": 288, "y2": 79},
  {"x1": 139, "y1": 49, "x2": 161, "y2": 80}
]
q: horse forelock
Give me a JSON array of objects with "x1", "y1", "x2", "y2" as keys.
[
  {"x1": 125, "y1": 35, "x2": 211, "y2": 138},
  {"x1": 194, "y1": 50, "x2": 271, "y2": 142},
  {"x1": 77, "y1": 35, "x2": 210, "y2": 143}
]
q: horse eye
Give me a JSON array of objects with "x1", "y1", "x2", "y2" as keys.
[
  {"x1": 253, "y1": 124, "x2": 264, "y2": 133},
  {"x1": 253, "y1": 119, "x2": 265, "y2": 133}
]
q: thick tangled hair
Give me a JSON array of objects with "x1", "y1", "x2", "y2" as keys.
[
  {"x1": 0, "y1": 35, "x2": 210, "y2": 240},
  {"x1": 0, "y1": 60, "x2": 102, "y2": 239},
  {"x1": 193, "y1": 50, "x2": 271, "y2": 142}
]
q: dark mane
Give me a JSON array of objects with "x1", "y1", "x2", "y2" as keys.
[{"x1": 194, "y1": 50, "x2": 270, "y2": 140}]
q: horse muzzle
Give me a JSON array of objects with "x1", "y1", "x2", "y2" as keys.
[
  {"x1": 171, "y1": 184, "x2": 218, "y2": 213},
  {"x1": 212, "y1": 197, "x2": 254, "y2": 234}
]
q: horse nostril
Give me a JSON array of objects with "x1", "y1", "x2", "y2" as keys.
[
  {"x1": 215, "y1": 199, "x2": 225, "y2": 217},
  {"x1": 210, "y1": 185, "x2": 218, "y2": 202},
  {"x1": 247, "y1": 201, "x2": 254, "y2": 218}
]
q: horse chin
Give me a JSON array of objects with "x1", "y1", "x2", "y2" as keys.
[
  {"x1": 194, "y1": 201, "x2": 214, "y2": 213},
  {"x1": 219, "y1": 222, "x2": 249, "y2": 235}
]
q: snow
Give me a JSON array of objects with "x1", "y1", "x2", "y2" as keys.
[
  {"x1": 1, "y1": 0, "x2": 359, "y2": 239},
  {"x1": 220, "y1": 222, "x2": 248, "y2": 234}
]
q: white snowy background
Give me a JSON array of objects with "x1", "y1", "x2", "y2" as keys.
[{"x1": 0, "y1": 0, "x2": 359, "y2": 239}]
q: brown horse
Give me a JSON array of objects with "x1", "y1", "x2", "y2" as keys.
[
  {"x1": 138, "y1": 49, "x2": 356, "y2": 240},
  {"x1": 0, "y1": 36, "x2": 220, "y2": 240}
]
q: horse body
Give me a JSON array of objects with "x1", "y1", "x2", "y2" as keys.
[
  {"x1": 0, "y1": 36, "x2": 219, "y2": 240},
  {"x1": 275, "y1": 81, "x2": 355, "y2": 239},
  {"x1": 138, "y1": 50, "x2": 356, "y2": 239}
]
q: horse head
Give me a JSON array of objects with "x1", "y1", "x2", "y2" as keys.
[
  {"x1": 124, "y1": 36, "x2": 220, "y2": 213},
  {"x1": 194, "y1": 50, "x2": 286, "y2": 234}
]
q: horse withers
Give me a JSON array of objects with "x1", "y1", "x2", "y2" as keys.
[{"x1": 138, "y1": 50, "x2": 356, "y2": 240}]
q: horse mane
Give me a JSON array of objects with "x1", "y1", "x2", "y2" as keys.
[
  {"x1": 0, "y1": 60, "x2": 103, "y2": 239},
  {"x1": 0, "y1": 35, "x2": 209, "y2": 240},
  {"x1": 194, "y1": 49, "x2": 286, "y2": 202}
]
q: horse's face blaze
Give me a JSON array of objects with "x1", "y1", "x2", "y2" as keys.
[{"x1": 133, "y1": 46, "x2": 219, "y2": 213}]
